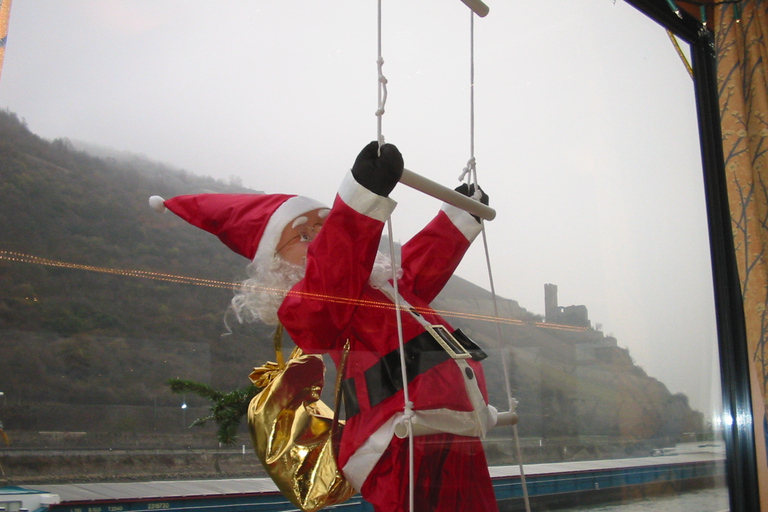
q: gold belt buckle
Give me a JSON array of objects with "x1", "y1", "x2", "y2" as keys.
[{"x1": 424, "y1": 325, "x2": 472, "y2": 359}]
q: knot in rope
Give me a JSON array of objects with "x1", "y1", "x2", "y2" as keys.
[
  {"x1": 377, "y1": 57, "x2": 388, "y2": 83},
  {"x1": 376, "y1": 54, "x2": 388, "y2": 154},
  {"x1": 403, "y1": 400, "x2": 415, "y2": 420},
  {"x1": 376, "y1": 56, "x2": 389, "y2": 120},
  {"x1": 458, "y1": 157, "x2": 476, "y2": 182}
]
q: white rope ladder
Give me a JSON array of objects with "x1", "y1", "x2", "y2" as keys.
[
  {"x1": 461, "y1": 11, "x2": 532, "y2": 512},
  {"x1": 374, "y1": 4, "x2": 531, "y2": 512},
  {"x1": 374, "y1": 2, "x2": 415, "y2": 509}
]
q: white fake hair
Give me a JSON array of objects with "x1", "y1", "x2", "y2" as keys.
[{"x1": 230, "y1": 254, "x2": 306, "y2": 326}]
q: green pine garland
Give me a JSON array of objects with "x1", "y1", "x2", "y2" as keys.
[{"x1": 167, "y1": 378, "x2": 261, "y2": 446}]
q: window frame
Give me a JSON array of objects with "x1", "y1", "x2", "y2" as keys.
[{"x1": 624, "y1": 1, "x2": 761, "y2": 510}]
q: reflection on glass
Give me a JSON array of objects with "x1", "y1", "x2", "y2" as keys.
[{"x1": 0, "y1": 0, "x2": 729, "y2": 511}]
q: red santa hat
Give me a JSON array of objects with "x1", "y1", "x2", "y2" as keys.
[{"x1": 149, "y1": 193, "x2": 328, "y2": 261}]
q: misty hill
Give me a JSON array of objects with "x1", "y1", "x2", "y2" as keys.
[
  {"x1": 0, "y1": 109, "x2": 702, "y2": 459},
  {"x1": 0, "y1": 110, "x2": 272, "y2": 414}
]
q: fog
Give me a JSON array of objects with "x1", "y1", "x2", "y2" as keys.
[{"x1": 0, "y1": 0, "x2": 722, "y2": 414}]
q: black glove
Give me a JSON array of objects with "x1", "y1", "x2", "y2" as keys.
[
  {"x1": 351, "y1": 141, "x2": 404, "y2": 197},
  {"x1": 455, "y1": 183, "x2": 489, "y2": 223}
]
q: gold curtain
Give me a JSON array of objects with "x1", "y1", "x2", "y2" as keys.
[
  {"x1": 0, "y1": 0, "x2": 12, "y2": 83},
  {"x1": 715, "y1": 1, "x2": 768, "y2": 508}
]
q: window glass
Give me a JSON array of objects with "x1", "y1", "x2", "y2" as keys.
[{"x1": 0, "y1": 1, "x2": 730, "y2": 511}]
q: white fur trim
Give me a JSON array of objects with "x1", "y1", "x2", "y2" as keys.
[
  {"x1": 440, "y1": 202, "x2": 483, "y2": 241},
  {"x1": 338, "y1": 171, "x2": 397, "y2": 223},
  {"x1": 254, "y1": 196, "x2": 327, "y2": 261},
  {"x1": 342, "y1": 416, "x2": 398, "y2": 491},
  {"x1": 393, "y1": 404, "x2": 497, "y2": 440},
  {"x1": 342, "y1": 401, "x2": 496, "y2": 491},
  {"x1": 149, "y1": 195, "x2": 167, "y2": 213}
]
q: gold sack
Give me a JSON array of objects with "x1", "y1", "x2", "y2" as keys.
[{"x1": 247, "y1": 348, "x2": 356, "y2": 512}]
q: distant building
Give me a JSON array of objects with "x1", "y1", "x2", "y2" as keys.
[{"x1": 544, "y1": 283, "x2": 591, "y2": 328}]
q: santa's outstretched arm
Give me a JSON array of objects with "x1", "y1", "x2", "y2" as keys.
[{"x1": 398, "y1": 184, "x2": 489, "y2": 303}]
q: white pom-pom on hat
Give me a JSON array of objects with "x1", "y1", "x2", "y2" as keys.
[{"x1": 149, "y1": 195, "x2": 167, "y2": 213}]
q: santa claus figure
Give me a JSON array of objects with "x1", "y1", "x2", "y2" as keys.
[{"x1": 151, "y1": 141, "x2": 499, "y2": 512}]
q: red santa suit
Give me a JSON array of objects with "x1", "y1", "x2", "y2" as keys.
[{"x1": 278, "y1": 171, "x2": 500, "y2": 512}]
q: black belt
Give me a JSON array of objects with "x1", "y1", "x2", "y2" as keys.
[{"x1": 341, "y1": 328, "x2": 487, "y2": 419}]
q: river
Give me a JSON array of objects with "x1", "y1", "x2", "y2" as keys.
[{"x1": 553, "y1": 487, "x2": 729, "y2": 512}]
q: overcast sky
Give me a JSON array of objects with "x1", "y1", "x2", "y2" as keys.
[{"x1": 0, "y1": 0, "x2": 722, "y2": 415}]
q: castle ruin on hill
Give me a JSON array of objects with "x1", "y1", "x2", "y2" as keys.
[{"x1": 545, "y1": 283, "x2": 591, "y2": 328}]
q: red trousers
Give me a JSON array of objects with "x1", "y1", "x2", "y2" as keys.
[{"x1": 360, "y1": 433, "x2": 499, "y2": 512}]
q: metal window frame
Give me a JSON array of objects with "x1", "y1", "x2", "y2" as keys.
[{"x1": 624, "y1": 1, "x2": 760, "y2": 510}]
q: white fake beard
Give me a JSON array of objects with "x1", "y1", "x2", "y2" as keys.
[
  {"x1": 230, "y1": 255, "x2": 306, "y2": 326},
  {"x1": 231, "y1": 251, "x2": 402, "y2": 326}
]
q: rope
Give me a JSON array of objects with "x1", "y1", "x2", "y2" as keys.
[
  {"x1": 386, "y1": 218, "x2": 415, "y2": 512},
  {"x1": 458, "y1": 15, "x2": 476, "y2": 184},
  {"x1": 376, "y1": 0, "x2": 388, "y2": 154},
  {"x1": 376, "y1": 3, "x2": 412, "y2": 509},
  {"x1": 666, "y1": 30, "x2": 693, "y2": 79},
  {"x1": 462, "y1": 10, "x2": 531, "y2": 512},
  {"x1": 470, "y1": 13, "x2": 475, "y2": 171}
]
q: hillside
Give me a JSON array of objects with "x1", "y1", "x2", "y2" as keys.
[
  {"x1": 0, "y1": 110, "x2": 274, "y2": 420},
  {"x1": 0, "y1": 110, "x2": 703, "y2": 481}
]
